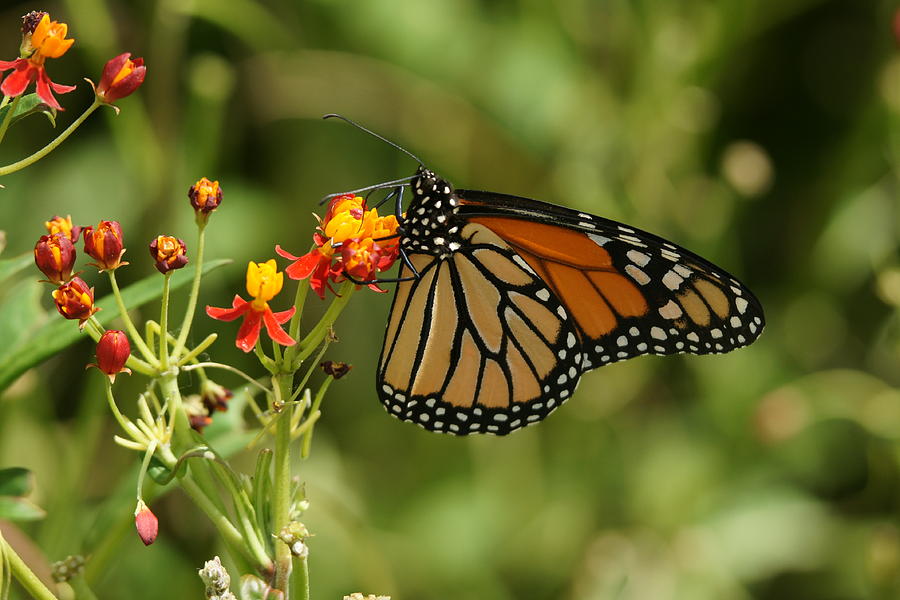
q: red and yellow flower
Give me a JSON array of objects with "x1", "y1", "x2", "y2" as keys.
[
  {"x1": 89, "y1": 330, "x2": 132, "y2": 383},
  {"x1": 44, "y1": 214, "x2": 81, "y2": 243},
  {"x1": 206, "y1": 260, "x2": 296, "y2": 352},
  {"x1": 92, "y1": 52, "x2": 146, "y2": 106},
  {"x1": 189, "y1": 177, "x2": 223, "y2": 214},
  {"x1": 34, "y1": 233, "x2": 75, "y2": 284},
  {"x1": 277, "y1": 194, "x2": 401, "y2": 298},
  {"x1": 83, "y1": 220, "x2": 127, "y2": 272},
  {"x1": 52, "y1": 276, "x2": 98, "y2": 327},
  {"x1": 0, "y1": 12, "x2": 76, "y2": 110},
  {"x1": 149, "y1": 235, "x2": 188, "y2": 274}
]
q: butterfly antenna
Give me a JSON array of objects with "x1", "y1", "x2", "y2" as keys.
[{"x1": 323, "y1": 114, "x2": 424, "y2": 166}]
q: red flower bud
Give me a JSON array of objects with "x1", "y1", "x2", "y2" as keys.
[
  {"x1": 34, "y1": 233, "x2": 75, "y2": 284},
  {"x1": 90, "y1": 330, "x2": 131, "y2": 382},
  {"x1": 95, "y1": 53, "x2": 146, "y2": 105},
  {"x1": 188, "y1": 177, "x2": 223, "y2": 214},
  {"x1": 148, "y1": 235, "x2": 188, "y2": 274},
  {"x1": 44, "y1": 215, "x2": 81, "y2": 243},
  {"x1": 52, "y1": 277, "x2": 99, "y2": 327},
  {"x1": 134, "y1": 500, "x2": 158, "y2": 546},
  {"x1": 83, "y1": 220, "x2": 127, "y2": 271}
]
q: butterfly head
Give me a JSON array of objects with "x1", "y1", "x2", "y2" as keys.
[{"x1": 401, "y1": 167, "x2": 462, "y2": 257}]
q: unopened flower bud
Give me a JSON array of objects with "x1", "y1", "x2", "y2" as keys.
[
  {"x1": 149, "y1": 235, "x2": 188, "y2": 274},
  {"x1": 34, "y1": 233, "x2": 75, "y2": 284},
  {"x1": 90, "y1": 330, "x2": 131, "y2": 382},
  {"x1": 83, "y1": 220, "x2": 127, "y2": 271},
  {"x1": 94, "y1": 53, "x2": 146, "y2": 106},
  {"x1": 44, "y1": 215, "x2": 81, "y2": 242},
  {"x1": 50, "y1": 555, "x2": 85, "y2": 583},
  {"x1": 134, "y1": 500, "x2": 158, "y2": 546},
  {"x1": 277, "y1": 522, "x2": 310, "y2": 558},
  {"x1": 189, "y1": 177, "x2": 223, "y2": 222},
  {"x1": 52, "y1": 277, "x2": 98, "y2": 327}
]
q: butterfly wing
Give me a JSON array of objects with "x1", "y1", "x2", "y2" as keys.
[
  {"x1": 456, "y1": 189, "x2": 765, "y2": 371},
  {"x1": 377, "y1": 222, "x2": 584, "y2": 435}
]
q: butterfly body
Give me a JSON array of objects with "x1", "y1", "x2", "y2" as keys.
[{"x1": 377, "y1": 166, "x2": 764, "y2": 435}]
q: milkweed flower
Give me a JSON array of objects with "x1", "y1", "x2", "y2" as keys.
[
  {"x1": 134, "y1": 499, "x2": 158, "y2": 546},
  {"x1": 206, "y1": 260, "x2": 296, "y2": 352},
  {"x1": 278, "y1": 194, "x2": 401, "y2": 298},
  {"x1": 189, "y1": 177, "x2": 223, "y2": 215},
  {"x1": 44, "y1": 215, "x2": 81, "y2": 243},
  {"x1": 91, "y1": 52, "x2": 146, "y2": 108},
  {"x1": 34, "y1": 233, "x2": 75, "y2": 284},
  {"x1": 83, "y1": 220, "x2": 127, "y2": 272},
  {"x1": 52, "y1": 276, "x2": 98, "y2": 327},
  {"x1": 0, "y1": 12, "x2": 76, "y2": 110},
  {"x1": 89, "y1": 330, "x2": 131, "y2": 382},
  {"x1": 149, "y1": 235, "x2": 188, "y2": 274}
]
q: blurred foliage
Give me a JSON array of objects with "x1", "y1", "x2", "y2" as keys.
[{"x1": 0, "y1": 0, "x2": 899, "y2": 598}]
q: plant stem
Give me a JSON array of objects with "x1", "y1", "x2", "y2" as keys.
[
  {"x1": 68, "y1": 576, "x2": 99, "y2": 600},
  {"x1": 108, "y1": 271, "x2": 159, "y2": 366},
  {"x1": 0, "y1": 99, "x2": 102, "y2": 176},
  {"x1": 272, "y1": 374, "x2": 294, "y2": 594},
  {"x1": 0, "y1": 534, "x2": 58, "y2": 600},
  {"x1": 159, "y1": 273, "x2": 172, "y2": 370},
  {"x1": 171, "y1": 223, "x2": 206, "y2": 360},
  {"x1": 291, "y1": 281, "x2": 356, "y2": 368},
  {"x1": 0, "y1": 95, "x2": 21, "y2": 146},
  {"x1": 292, "y1": 555, "x2": 310, "y2": 600}
]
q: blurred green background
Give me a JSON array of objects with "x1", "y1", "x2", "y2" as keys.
[{"x1": 1, "y1": 0, "x2": 899, "y2": 598}]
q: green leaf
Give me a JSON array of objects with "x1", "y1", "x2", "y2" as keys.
[
  {"x1": 0, "y1": 253, "x2": 35, "y2": 286},
  {"x1": 0, "y1": 496, "x2": 45, "y2": 522},
  {"x1": 0, "y1": 468, "x2": 33, "y2": 497},
  {"x1": 0, "y1": 259, "x2": 230, "y2": 391},
  {"x1": 0, "y1": 94, "x2": 57, "y2": 128},
  {"x1": 0, "y1": 279, "x2": 47, "y2": 370}
]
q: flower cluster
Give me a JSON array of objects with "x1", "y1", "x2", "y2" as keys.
[
  {"x1": 277, "y1": 194, "x2": 401, "y2": 298},
  {"x1": 0, "y1": 11, "x2": 145, "y2": 113}
]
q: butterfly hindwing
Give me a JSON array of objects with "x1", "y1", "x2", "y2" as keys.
[{"x1": 377, "y1": 223, "x2": 583, "y2": 435}]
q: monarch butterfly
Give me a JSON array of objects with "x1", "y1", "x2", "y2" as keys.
[{"x1": 327, "y1": 116, "x2": 765, "y2": 436}]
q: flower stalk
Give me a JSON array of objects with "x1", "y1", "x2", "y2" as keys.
[
  {"x1": 0, "y1": 99, "x2": 101, "y2": 176},
  {"x1": 0, "y1": 532, "x2": 59, "y2": 600}
]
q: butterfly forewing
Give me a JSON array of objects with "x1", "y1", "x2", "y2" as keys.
[
  {"x1": 377, "y1": 223, "x2": 583, "y2": 435},
  {"x1": 457, "y1": 190, "x2": 765, "y2": 371}
]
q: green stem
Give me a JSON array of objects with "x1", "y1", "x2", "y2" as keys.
[
  {"x1": 68, "y1": 575, "x2": 100, "y2": 600},
  {"x1": 182, "y1": 362, "x2": 270, "y2": 394},
  {"x1": 0, "y1": 534, "x2": 58, "y2": 600},
  {"x1": 105, "y1": 381, "x2": 146, "y2": 442},
  {"x1": 171, "y1": 223, "x2": 206, "y2": 360},
  {"x1": 287, "y1": 278, "x2": 310, "y2": 343},
  {"x1": 175, "y1": 333, "x2": 217, "y2": 366},
  {"x1": 272, "y1": 374, "x2": 294, "y2": 594},
  {"x1": 108, "y1": 271, "x2": 159, "y2": 366},
  {"x1": 159, "y1": 273, "x2": 172, "y2": 370},
  {"x1": 292, "y1": 556, "x2": 310, "y2": 600},
  {"x1": 208, "y1": 461, "x2": 272, "y2": 572},
  {"x1": 0, "y1": 95, "x2": 21, "y2": 146},
  {"x1": 0, "y1": 99, "x2": 102, "y2": 176},
  {"x1": 292, "y1": 281, "x2": 356, "y2": 368},
  {"x1": 156, "y1": 445, "x2": 271, "y2": 575}
]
